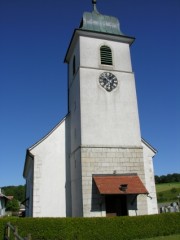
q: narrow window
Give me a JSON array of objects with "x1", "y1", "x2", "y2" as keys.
[
  {"x1": 74, "y1": 128, "x2": 76, "y2": 139},
  {"x1": 100, "y1": 45, "x2": 113, "y2": 65},
  {"x1": 73, "y1": 56, "x2": 76, "y2": 75},
  {"x1": 74, "y1": 101, "x2": 76, "y2": 112},
  {"x1": 74, "y1": 159, "x2": 76, "y2": 168}
]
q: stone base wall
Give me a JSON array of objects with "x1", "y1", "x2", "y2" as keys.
[{"x1": 80, "y1": 146, "x2": 148, "y2": 217}]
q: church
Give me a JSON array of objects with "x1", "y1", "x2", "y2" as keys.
[{"x1": 23, "y1": 1, "x2": 158, "y2": 217}]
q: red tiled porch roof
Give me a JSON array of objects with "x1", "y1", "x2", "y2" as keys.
[{"x1": 93, "y1": 174, "x2": 148, "y2": 195}]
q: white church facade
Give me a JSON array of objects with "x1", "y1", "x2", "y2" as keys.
[{"x1": 23, "y1": 1, "x2": 158, "y2": 217}]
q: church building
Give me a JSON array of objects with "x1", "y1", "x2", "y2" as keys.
[{"x1": 23, "y1": 1, "x2": 158, "y2": 217}]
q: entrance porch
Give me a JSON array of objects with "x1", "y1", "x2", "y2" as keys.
[{"x1": 93, "y1": 174, "x2": 148, "y2": 217}]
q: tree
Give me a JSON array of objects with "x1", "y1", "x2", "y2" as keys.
[
  {"x1": 6, "y1": 198, "x2": 20, "y2": 212},
  {"x1": 2, "y1": 185, "x2": 25, "y2": 202},
  {"x1": 155, "y1": 173, "x2": 180, "y2": 184},
  {"x1": 155, "y1": 175, "x2": 160, "y2": 184}
]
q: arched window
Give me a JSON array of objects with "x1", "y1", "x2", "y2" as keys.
[
  {"x1": 73, "y1": 56, "x2": 76, "y2": 75},
  {"x1": 100, "y1": 45, "x2": 113, "y2": 65}
]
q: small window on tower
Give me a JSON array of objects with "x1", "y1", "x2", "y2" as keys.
[
  {"x1": 100, "y1": 45, "x2": 113, "y2": 65},
  {"x1": 73, "y1": 56, "x2": 76, "y2": 75}
]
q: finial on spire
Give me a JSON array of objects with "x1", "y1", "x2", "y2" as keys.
[{"x1": 92, "y1": 0, "x2": 99, "y2": 13}]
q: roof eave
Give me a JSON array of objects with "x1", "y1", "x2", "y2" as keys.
[
  {"x1": 28, "y1": 115, "x2": 68, "y2": 152},
  {"x1": 141, "y1": 137, "x2": 158, "y2": 154},
  {"x1": 64, "y1": 28, "x2": 135, "y2": 63}
]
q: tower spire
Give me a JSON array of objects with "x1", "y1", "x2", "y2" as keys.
[{"x1": 92, "y1": 0, "x2": 99, "y2": 13}]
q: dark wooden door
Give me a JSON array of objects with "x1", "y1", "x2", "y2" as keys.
[{"x1": 105, "y1": 195, "x2": 128, "y2": 217}]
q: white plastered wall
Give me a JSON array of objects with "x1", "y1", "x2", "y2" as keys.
[
  {"x1": 79, "y1": 36, "x2": 141, "y2": 147},
  {"x1": 29, "y1": 119, "x2": 67, "y2": 217}
]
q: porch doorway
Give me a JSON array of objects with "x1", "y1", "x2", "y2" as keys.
[{"x1": 105, "y1": 195, "x2": 128, "y2": 217}]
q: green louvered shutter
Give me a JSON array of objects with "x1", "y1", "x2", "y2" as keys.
[{"x1": 100, "y1": 46, "x2": 113, "y2": 65}]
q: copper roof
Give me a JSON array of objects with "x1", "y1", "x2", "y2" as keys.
[
  {"x1": 80, "y1": 1, "x2": 123, "y2": 35},
  {"x1": 93, "y1": 174, "x2": 148, "y2": 195}
]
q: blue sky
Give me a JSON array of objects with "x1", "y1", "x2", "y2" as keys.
[{"x1": 0, "y1": 0, "x2": 179, "y2": 187}]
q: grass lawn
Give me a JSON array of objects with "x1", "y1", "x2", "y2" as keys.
[
  {"x1": 156, "y1": 182, "x2": 180, "y2": 203},
  {"x1": 141, "y1": 234, "x2": 180, "y2": 240},
  {"x1": 156, "y1": 182, "x2": 180, "y2": 192}
]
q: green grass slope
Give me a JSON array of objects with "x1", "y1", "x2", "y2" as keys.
[{"x1": 156, "y1": 182, "x2": 180, "y2": 203}]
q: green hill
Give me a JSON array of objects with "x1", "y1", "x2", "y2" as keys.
[{"x1": 156, "y1": 182, "x2": 180, "y2": 203}]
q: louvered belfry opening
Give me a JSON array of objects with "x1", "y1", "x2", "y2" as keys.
[{"x1": 100, "y1": 45, "x2": 113, "y2": 65}]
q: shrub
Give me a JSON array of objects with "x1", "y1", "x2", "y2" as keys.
[
  {"x1": 0, "y1": 213, "x2": 180, "y2": 240},
  {"x1": 171, "y1": 188, "x2": 177, "y2": 193}
]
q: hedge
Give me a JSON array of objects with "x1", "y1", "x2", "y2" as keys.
[{"x1": 0, "y1": 213, "x2": 180, "y2": 240}]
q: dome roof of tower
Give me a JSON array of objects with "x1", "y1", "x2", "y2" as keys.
[{"x1": 80, "y1": 1, "x2": 123, "y2": 35}]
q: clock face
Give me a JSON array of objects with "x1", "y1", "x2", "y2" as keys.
[{"x1": 99, "y1": 72, "x2": 118, "y2": 92}]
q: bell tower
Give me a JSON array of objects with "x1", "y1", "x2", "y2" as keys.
[{"x1": 65, "y1": 1, "x2": 157, "y2": 217}]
